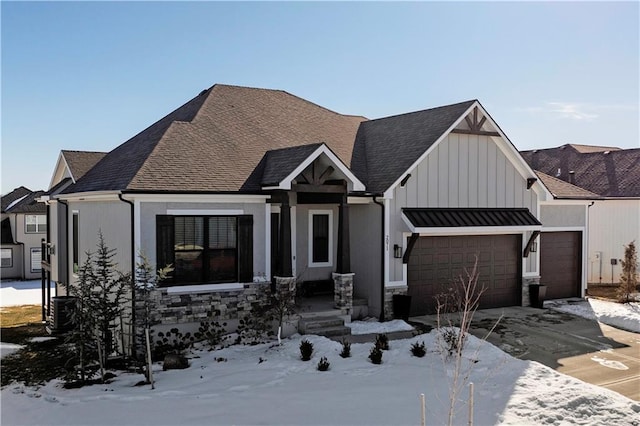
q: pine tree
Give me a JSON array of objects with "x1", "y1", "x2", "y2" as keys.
[{"x1": 618, "y1": 241, "x2": 638, "y2": 303}]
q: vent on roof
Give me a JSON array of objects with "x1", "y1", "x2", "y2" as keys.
[
  {"x1": 199, "y1": 89, "x2": 208, "y2": 96},
  {"x1": 556, "y1": 168, "x2": 561, "y2": 177},
  {"x1": 569, "y1": 171, "x2": 575, "y2": 185},
  {"x1": 604, "y1": 151, "x2": 610, "y2": 155}
]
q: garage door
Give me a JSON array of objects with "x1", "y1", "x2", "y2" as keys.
[
  {"x1": 407, "y1": 235, "x2": 521, "y2": 315},
  {"x1": 540, "y1": 232, "x2": 581, "y2": 299}
]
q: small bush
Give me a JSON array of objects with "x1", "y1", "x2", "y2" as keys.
[
  {"x1": 375, "y1": 334, "x2": 389, "y2": 350},
  {"x1": 300, "y1": 339, "x2": 314, "y2": 361},
  {"x1": 369, "y1": 345, "x2": 383, "y2": 364},
  {"x1": 154, "y1": 328, "x2": 196, "y2": 360},
  {"x1": 439, "y1": 327, "x2": 465, "y2": 357},
  {"x1": 317, "y1": 357, "x2": 330, "y2": 371},
  {"x1": 236, "y1": 313, "x2": 275, "y2": 346},
  {"x1": 339, "y1": 338, "x2": 351, "y2": 358},
  {"x1": 410, "y1": 341, "x2": 426, "y2": 358},
  {"x1": 196, "y1": 320, "x2": 228, "y2": 348}
]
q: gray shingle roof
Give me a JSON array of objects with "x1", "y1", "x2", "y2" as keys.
[
  {"x1": 8, "y1": 191, "x2": 47, "y2": 214},
  {"x1": 65, "y1": 85, "x2": 366, "y2": 194},
  {"x1": 350, "y1": 100, "x2": 476, "y2": 194},
  {"x1": 535, "y1": 171, "x2": 601, "y2": 200},
  {"x1": 521, "y1": 145, "x2": 640, "y2": 197},
  {"x1": 259, "y1": 143, "x2": 323, "y2": 187},
  {"x1": 1, "y1": 186, "x2": 32, "y2": 212},
  {"x1": 62, "y1": 150, "x2": 107, "y2": 181}
]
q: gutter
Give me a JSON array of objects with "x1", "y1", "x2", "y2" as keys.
[
  {"x1": 118, "y1": 193, "x2": 136, "y2": 357},
  {"x1": 373, "y1": 196, "x2": 385, "y2": 322}
]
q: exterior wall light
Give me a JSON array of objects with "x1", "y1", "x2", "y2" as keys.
[{"x1": 393, "y1": 244, "x2": 403, "y2": 258}]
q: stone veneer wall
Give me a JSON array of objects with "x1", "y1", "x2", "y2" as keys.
[
  {"x1": 522, "y1": 276, "x2": 540, "y2": 307},
  {"x1": 332, "y1": 272, "x2": 354, "y2": 315},
  {"x1": 141, "y1": 282, "x2": 271, "y2": 326},
  {"x1": 384, "y1": 285, "x2": 408, "y2": 320}
]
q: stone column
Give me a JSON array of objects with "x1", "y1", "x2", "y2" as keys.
[{"x1": 333, "y1": 272, "x2": 354, "y2": 314}]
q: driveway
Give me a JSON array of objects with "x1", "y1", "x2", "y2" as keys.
[{"x1": 410, "y1": 306, "x2": 640, "y2": 401}]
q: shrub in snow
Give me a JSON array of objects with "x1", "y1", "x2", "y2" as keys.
[
  {"x1": 618, "y1": 241, "x2": 638, "y2": 303},
  {"x1": 410, "y1": 341, "x2": 426, "y2": 357},
  {"x1": 375, "y1": 334, "x2": 389, "y2": 350},
  {"x1": 317, "y1": 357, "x2": 330, "y2": 371},
  {"x1": 154, "y1": 328, "x2": 195, "y2": 360},
  {"x1": 369, "y1": 345, "x2": 383, "y2": 364},
  {"x1": 339, "y1": 338, "x2": 351, "y2": 358},
  {"x1": 196, "y1": 320, "x2": 229, "y2": 349},
  {"x1": 300, "y1": 339, "x2": 314, "y2": 361}
]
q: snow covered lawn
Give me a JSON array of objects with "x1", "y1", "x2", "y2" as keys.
[
  {"x1": 2, "y1": 324, "x2": 639, "y2": 425},
  {"x1": 0, "y1": 279, "x2": 54, "y2": 308},
  {"x1": 547, "y1": 298, "x2": 640, "y2": 333}
]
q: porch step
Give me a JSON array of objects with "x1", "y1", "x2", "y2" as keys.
[{"x1": 298, "y1": 316, "x2": 352, "y2": 337}]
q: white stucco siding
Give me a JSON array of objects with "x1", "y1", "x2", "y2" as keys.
[
  {"x1": 139, "y1": 201, "x2": 267, "y2": 280},
  {"x1": 540, "y1": 204, "x2": 587, "y2": 228},
  {"x1": 588, "y1": 199, "x2": 640, "y2": 284},
  {"x1": 388, "y1": 134, "x2": 540, "y2": 283},
  {"x1": 67, "y1": 201, "x2": 132, "y2": 282}
]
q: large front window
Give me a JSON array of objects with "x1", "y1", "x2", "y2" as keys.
[
  {"x1": 25, "y1": 215, "x2": 47, "y2": 233},
  {"x1": 157, "y1": 214, "x2": 253, "y2": 286},
  {"x1": 174, "y1": 216, "x2": 237, "y2": 284}
]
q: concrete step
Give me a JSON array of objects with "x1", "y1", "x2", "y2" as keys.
[
  {"x1": 308, "y1": 325, "x2": 353, "y2": 338},
  {"x1": 298, "y1": 316, "x2": 345, "y2": 333}
]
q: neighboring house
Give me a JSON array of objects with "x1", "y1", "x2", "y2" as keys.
[
  {"x1": 1, "y1": 186, "x2": 47, "y2": 280},
  {"x1": 41, "y1": 84, "x2": 587, "y2": 346},
  {"x1": 521, "y1": 144, "x2": 640, "y2": 285}
]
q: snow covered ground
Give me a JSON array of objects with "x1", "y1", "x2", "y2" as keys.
[
  {"x1": 2, "y1": 322, "x2": 639, "y2": 426},
  {"x1": 2, "y1": 285, "x2": 639, "y2": 424},
  {"x1": 546, "y1": 298, "x2": 640, "y2": 333},
  {"x1": 0, "y1": 279, "x2": 54, "y2": 308}
]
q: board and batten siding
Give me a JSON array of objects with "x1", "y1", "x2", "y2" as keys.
[
  {"x1": 139, "y1": 201, "x2": 267, "y2": 282},
  {"x1": 587, "y1": 199, "x2": 640, "y2": 284},
  {"x1": 389, "y1": 133, "x2": 539, "y2": 283}
]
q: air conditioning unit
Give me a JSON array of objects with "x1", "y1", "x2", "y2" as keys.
[{"x1": 48, "y1": 296, "x2": 77, "y2": 334}]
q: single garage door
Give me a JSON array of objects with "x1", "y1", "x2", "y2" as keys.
[
  {"x1": 540, "y1": 231, "x2": 581, "y2": 299},
  {"x1": 407, "y1": 234, "x2": 521, "y2": 315}
]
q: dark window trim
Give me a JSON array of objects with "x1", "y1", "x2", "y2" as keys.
[
  {"x1": 309, "y1": 210, "x2": 332, "y2": 267},
  {"x1": 157, "y1": 214, "x2": 253, "y2": 287}
]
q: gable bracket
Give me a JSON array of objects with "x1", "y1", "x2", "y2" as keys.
[
  {"x1": 402, "y1": 233, "x2": 419, "y2": 264},
  {"x1": 523, "y1": 230, "x2": 540, "y2": 258},
  {"x1": 453, "y1": 106, "x2": 499, "y2": 136}
]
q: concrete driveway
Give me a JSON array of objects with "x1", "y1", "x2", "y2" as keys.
[{"x1": 411, "y1": 306, "x2": 640, "y2": 401}]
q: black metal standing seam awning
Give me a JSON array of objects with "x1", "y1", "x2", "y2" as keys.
[{"x1": 402, "y1": 208, "x2": 542, "y2": 230}]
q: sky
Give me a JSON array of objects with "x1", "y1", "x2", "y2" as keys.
[{"x1": 1, "y1": 1, "x2": 639, "y2": 195}]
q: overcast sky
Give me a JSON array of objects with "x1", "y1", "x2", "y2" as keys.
[{"x1": 2, "y1": 1, "x2": 638, "y2": 194}]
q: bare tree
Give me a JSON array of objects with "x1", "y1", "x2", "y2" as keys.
[{"x1": 618, "y1": 241, "x2": 638, "y2": 303}]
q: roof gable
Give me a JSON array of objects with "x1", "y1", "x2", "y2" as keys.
[
  {"x1": 5, "y1": 190, "x2": 46, "y2": 214},
  {"x1": 535, "y1": 171, "x2": 601, "y2": 200},
  {"x1": 351, "y1": 100, "x2": 476, "y2": 194}
]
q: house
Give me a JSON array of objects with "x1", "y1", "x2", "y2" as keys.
[
  {"x1": 521, "y1": 144, "x2": 640, "y2": 285},
  {"x1": 1, "y1": 186, "x2": 47, "y2": 280},
  {"x1": 40, "y1": 84, "x2": 588, "y2": 348}
]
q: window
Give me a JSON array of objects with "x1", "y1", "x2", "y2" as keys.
[
  {"x1": 308, "y1": 210, "x2": 333, "y2": 267},
  {"x1": 25, "y1": 215, "x2": 47, "y2": 233},
  {"x1": 157, "y1": 215, "x2": 253, "y2": 286},
  {"x1": 30, "y1": 248, "x2": 42, "y2": 273},
  {"x1": 1, "y1": 248, "x2": 12, "y2": 268},
  {"x1": 72, "y1": 212, "x2": 79, "y2": 273}
]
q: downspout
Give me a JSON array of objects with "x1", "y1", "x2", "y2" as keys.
[
  {"x1": 373, "y1": 196, "x2": 385, "y2": 321},
  {"x1": 586, "y1": 201, "x2": 595, "y2": 292},
  {"x1": 13, "y1": 214, "x2": 25, "y2": 280},
  {"x1": 118, "y1": 193, "x2": 136, "y2": 357},
  {"x1": 58, "y1": 199, "x2": 69, "y2": 284}
]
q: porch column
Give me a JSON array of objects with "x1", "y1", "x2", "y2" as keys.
[
  {"x1": 277, "y1": 192, "x2": 293, "y2": 277},
  {"x1": 336, "y1": 195, "x2": 351, "y2": 273}
]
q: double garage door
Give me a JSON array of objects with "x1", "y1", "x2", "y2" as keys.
[
  {"x1": 407, "y1": 232, "x2": 582, "y2": 315},
  {"x1": 407, "y1": 235, "x2": 521, "y2": 316}
]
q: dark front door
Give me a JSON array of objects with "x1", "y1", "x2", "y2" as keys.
[{"x1": 407, "y1": 234, "x2": 521, "y2": 315}]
